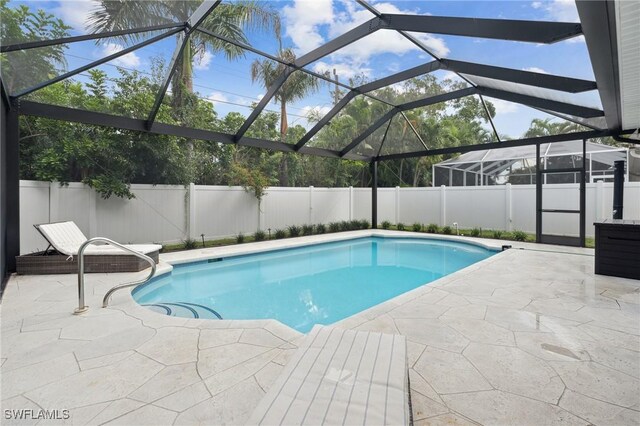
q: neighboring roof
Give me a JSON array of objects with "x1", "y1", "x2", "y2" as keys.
[{"x1": 437, "y1": 140, "x2": 626, "y2": 166}]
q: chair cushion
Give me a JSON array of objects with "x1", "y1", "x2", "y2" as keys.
[
  {"x1": 36, "y1": 221, "x2": 161, "y2": 256},
  {"x1": 36, "y1": 221, "x2": 87, "y2": 256},
  {"x1": 83, "y1": 244, "x2": 162, "y2": 256}
]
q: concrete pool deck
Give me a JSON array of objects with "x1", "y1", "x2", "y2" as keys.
[{"x1": 1, "y1": 230, "x2": 639, "y2": 425}]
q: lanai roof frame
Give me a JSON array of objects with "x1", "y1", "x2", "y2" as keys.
[{"x1": 2, "y1": 0, "x2": 635, "y2": 161}]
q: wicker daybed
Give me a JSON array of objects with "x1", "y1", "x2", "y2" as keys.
[{"x1": 16, "y1": 221, "x2": 161, "y2": 275}]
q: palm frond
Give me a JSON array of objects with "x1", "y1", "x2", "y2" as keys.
[
  {"x1": 197, "y1": 0, "x2": 281, "y2": 59},
  {"x1": 251, "y1": 58, "x2": 279, "y2": 89},
  {"x1": 214, "y1": 1, "x2": 281, "y2": 40},
  {"x1": 86, "y1": 0, "x2": 178, "y2": 43}
]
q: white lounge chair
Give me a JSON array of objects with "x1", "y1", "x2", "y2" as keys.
[
  {"x1": 16, "y1": 221, "x2": 162, "y2": 274},
  {"x1": 34, "y1": 221, "x2": 161, "y2": 257}
]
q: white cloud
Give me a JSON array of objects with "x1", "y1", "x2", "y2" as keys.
[
  {"x1": 325, "y1": 2, "x2": 449, "y2": 61},
  {"x1": 565, "y1": 34, "x2": 585, "y2": 44},
  {"x1": 387, "y1": 63, "x2": 401, "y2": 74},
  {"x1": 282, "y1": 0, "x2": 334, "y2": 53},
  {"x1": 101, "y1": 43, "x2": 141, "y2": 68},
  {"x1": 194, "y1": 51, "x2": 213, "y2": 71},
  {"x1": 301, "y1": 105, "x2": 332, "y2": 118},
  {"x1": 53, "y1": 0, "x2": 97, "y2": 33},
  {"x1": 283, "y1": 0, "x2": 449, "y2": 76},
  {"x1": 532, "y1": 0, "x2": 579, "y2": 22},
  {"x1": 490, "y1": 99, "x2": 520, "y2": 115},
  {"x1": 296, "y1": 104, "x2": 333, "y2": 127},
  {"x1": 531, "y1": 1, "x2": 583, "y2": 43},
  {"x1": 388, "y1": 82, "x2": 408, "y2": 94},
  {"x1": 207, "y1": 91, "x2": 230, "y2": 106},
  {"x1": 440, "y1": 71, "x2": 463, "y2": 82},
  {"x1": 329, "y1": 31, "x2": 448, "y2": 65},
  {"x1": 522, "y1": 67, "x2": 548, "y2": 74},
  {"x1": 312, "y1": 61, "x2": 372, "y2": 80}
]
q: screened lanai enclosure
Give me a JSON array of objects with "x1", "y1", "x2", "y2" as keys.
[
  {"x1": 434, "y1": 140, "x2": 630, "y2": 186},
  {"x1": 1, "y1": 0, "x2": 640, "y2": 280}
]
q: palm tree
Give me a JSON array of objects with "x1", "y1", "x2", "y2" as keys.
[
  {"x1": 524, "y1": 118, "x2": 555, "y2": 138},
  {"x1": 525, "y1": 117, "x2": 585, "y2": 138},
  {"x1": 251, "y1": 48, "x2": 322, "y2": 185},
  {"x1": 87, "y1": 0, "x2": 280, "y2": 119}
]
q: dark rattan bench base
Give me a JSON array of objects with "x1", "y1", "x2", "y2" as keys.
[{"x1": 16, "y1": 250, "x2": 159, "y2": 275}]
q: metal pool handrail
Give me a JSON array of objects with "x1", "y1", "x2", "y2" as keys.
[{"x1": 74, "y1": 237, "x2": 156, "y2": 314}]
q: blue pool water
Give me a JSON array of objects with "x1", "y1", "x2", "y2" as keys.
[{"x1": 133, "y1": 237, "x2": 496, "y2": 332}]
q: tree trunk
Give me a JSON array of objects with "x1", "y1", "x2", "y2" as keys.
[
  {"x1": 182, "y1": 41, "x2": 193, "y2": 92},
  {"x1": 279, "y1": 154, "x2": 289, "y2": 187},
  {"x1": 170, "y1": 41, "x2": 193, "y2": 122},
  {"x1": 279, "y1": 102, "x2": 289, "y2": 186},
  {"x1": 280, "y1": 102, "x2": 288, "y2": 141},
  {"x1": 169, "y1": 40, "x2": 195, "y2": 180},
  {"x1": 413, "y1": 163, "x2": 421, "y2": 187},
  {"x1": 170, "y1": 59, "x2": 184, "y2": 119}
]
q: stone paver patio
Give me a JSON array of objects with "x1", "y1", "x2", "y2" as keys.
[{"x1": 1, "y1": 230, "x2": 639, "y2": 425}]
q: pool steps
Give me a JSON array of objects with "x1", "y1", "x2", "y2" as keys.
[{"x1": 141, "y1": 302, "x2": 222, "y2": 319}]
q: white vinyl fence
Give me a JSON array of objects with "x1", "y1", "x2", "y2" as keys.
[{"x1": 19, "y1": 180, "x2": 640, "y2": 254}]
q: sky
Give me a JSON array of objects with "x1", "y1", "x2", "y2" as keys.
[{"x1": 9, "y1": 0, "x2": 602, "y2": 140}]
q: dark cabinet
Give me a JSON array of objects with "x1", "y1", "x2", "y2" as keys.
[{"x1": 594, "y1": 219, "x2": 640, "y2": 280}]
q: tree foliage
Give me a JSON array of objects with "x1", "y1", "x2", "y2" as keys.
[
  {"x1": 87, "y1": 0, "x2": 281, "y2": 119},
  {"x1": 7, "y1": 1, "x2": 616, "y2": 200},
  {"x1": 0, "y1": 0, "x2": 70, "y2": 93}
]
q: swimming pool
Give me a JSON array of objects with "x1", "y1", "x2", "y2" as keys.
[{"x1": 133, "y1": 236, "x2": 497, "y2": 332}]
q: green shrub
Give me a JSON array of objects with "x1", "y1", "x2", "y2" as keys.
[
  {"x1": 442, "y1": 226, "x2": 452, "y2": 235},
  {"x1": 253, "y1": 230, "x2": 266, "y2": 241},
  {"x1": 274, "y1": 229, "x2": 286, "y2": 239},
  {"x1": 340, "y1": 221, "x2": 351, "y2": 231},
  {"x1": 302, "y1": 224, "x2": 314, "y2": 236},
  {"x1": 359, "y1": 220, "x2": 370, "y2": 229},
  {"x1": 492, "y1": 230, "x2": 503, "y2": 239},
  {"x1": 412, "y1": 223, "x2": 422, "y2": 232},
  {"x1": 182, "y1": 238, "x2": 197, "y2": 250},
  {"x1": 397, "y1": 223, "x2": 406, "y2": 231},
  {"x1": 381, "y1": 220, "x2": 391, "y2": 230},
  {"x1": 512, "y1": 230, "x2": 528, "y2": 241},
  {"x1": 236, "y1": 233, "x2": 245, "y2": 244},
  {"x1": 426, "y1": 223, "x2": 439, "y2": 233},
  {"x1": 329, "y1": 222, "x2": 341, "y2": 233},
  {"x1": 316, "y1": 223, "x2": 326, "y2": 234},
  {"x1": 470, "y1": 227, "x2": 481, "y2": 237},
  {"x1": 349, "y1": 220, "x2": 361, "y2": 230},
  {"x1": 288, "y1": 225, "x2": 301, "y2": 237}
]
